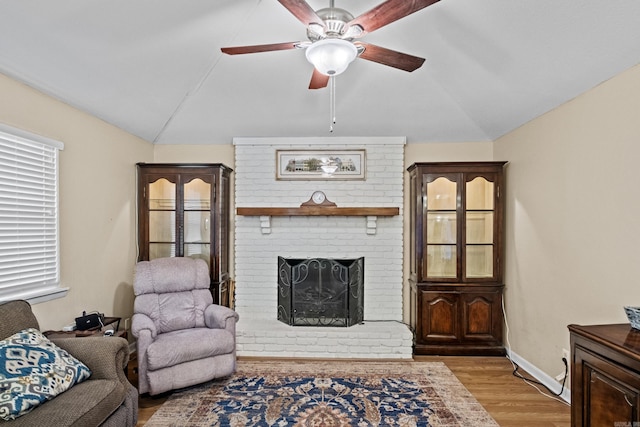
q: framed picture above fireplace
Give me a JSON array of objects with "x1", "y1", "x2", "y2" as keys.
[{"x1": 276, "y1": 149, "x2": 366, "y2": 180}]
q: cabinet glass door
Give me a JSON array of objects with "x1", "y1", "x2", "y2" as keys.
[
  {"x1": 465, "y1": 177, "x2": 495, "y2": 278},
  {"x1": 183, "y1": 177, "x2": 211, "y2": 269},
  {"x1": 148, "y1": 178, "x2": 176, "y2": 259},
  {"x1": 425, "y1": 177, "x2": 457, "y2": 278}
]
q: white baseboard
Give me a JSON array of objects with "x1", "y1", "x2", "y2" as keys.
[{"x1": 506, "y1": 349, "x2": 571, "y2": 404}]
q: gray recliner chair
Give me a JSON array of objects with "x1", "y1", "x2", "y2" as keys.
[{"x1": 132, "y1": 257, "x2": 239, "y2": 396}]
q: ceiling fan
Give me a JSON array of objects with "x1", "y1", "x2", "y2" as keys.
[{"x1": 221, "y1": 0, "x2": 440, "y2": 89}]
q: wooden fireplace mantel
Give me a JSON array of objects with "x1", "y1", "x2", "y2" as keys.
[
  {"x1": 236, "y1": 206, "x2": 400, "y2": 235},
  {"x1": 236, "y1": 206, "x2": 399, "y2": 217}
]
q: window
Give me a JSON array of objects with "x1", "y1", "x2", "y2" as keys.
[{"x1": 0, "y1": 124, "x2": 67, "y2": 303}]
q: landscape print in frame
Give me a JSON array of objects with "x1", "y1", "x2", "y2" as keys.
[{"x1": 276, "y1": 149, "x2": 366, "y2": 180}]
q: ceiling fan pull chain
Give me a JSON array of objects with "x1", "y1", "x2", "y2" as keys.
[
  {"x1": 330, "y1": 0, "x2": 338, "y2": 132},
  {"x1": 329, "y1": 76, "x2": 336, "y2": 132}
]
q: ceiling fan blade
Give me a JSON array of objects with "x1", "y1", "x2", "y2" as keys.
[
  {"x1": 221, "y1": 42, "x2": 302, "y2": 55},
  {"x1": 357, "y1": 42, "x2": 425, "y2": 72},
  {"x1": 309, "y1": 68, "x2": 330, "y2": 89},
  {"x1": 277, "y1": 0, "x2": 325, "y2": 27},
  {"x1": 347, "y1": 0, "x2": 440, "y2": 37}
]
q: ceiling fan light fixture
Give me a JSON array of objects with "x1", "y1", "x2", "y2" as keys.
[{"x1": 305, "y1": 38, "x2": 357, "y2": 76}]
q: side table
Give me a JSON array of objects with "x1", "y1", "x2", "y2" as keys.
[
  {"x1": 44, "y1": 316, "x2": 126, "y2": 339},
  {"x1": 43, "y1": 329, "x2": 128, "y2": 340}
]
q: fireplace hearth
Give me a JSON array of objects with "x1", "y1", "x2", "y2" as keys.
[{"x1": 277, "y1": 257, "x2": 364, "y2": 327}]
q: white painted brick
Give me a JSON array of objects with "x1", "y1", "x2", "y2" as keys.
[
  {"x1": 264, "y1": 344, "x2": 287, "y2": 352},
  {"x1": 243, "y1": 344, "x2": 265, "y2": 352}
]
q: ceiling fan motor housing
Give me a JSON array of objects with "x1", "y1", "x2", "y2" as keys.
[{"x1": 307, "y1": 8, "x2": 355, "y2": 41}]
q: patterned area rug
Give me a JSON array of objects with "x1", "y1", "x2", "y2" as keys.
[{"x1": 144, "y1": 361, "x2": 498, "y2": 426}]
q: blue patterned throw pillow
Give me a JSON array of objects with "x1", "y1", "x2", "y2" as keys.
[{"x1": 0, "y1": 328, "x2": 92, "y2": 420}]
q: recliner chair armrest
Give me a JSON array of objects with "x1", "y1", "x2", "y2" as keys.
[
  {"x1": 132, "y1": 312, "x2": 157, "y2": 338},
  {"x1": 204, "y1": 304, "x2": 239, "y2": 331},
  {"x1": 51, "y1": 336, "x2": 129, "y2": 382}
]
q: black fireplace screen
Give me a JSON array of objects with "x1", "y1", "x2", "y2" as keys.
[{"x1": 277, "y1": 257, "x2": 364, "y2": 327}]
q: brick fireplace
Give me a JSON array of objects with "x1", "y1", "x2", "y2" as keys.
[{"x1": 233, "y1": 137, "x2": 412, "y2": 359}]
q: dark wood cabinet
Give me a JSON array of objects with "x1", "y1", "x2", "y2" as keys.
[
  {"x1": 569, "y1": 324, "x2": 640, "y2": 426},
  {"x1": 408, "y1": 162, "x2": 506, "y2": 355},
  {"x1": 136, "y1": 163, "x2": 232, "y2": 306}
]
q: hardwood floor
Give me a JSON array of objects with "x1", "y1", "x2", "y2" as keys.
[
  {"x1": 417, "y1": 356, "x2": 571, "y2": 427},
  {"x1": 129, "y1": 356, "x2": 571, "y2": 426}
]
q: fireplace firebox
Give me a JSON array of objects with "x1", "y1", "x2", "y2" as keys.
[{"x1": 277, "y1": 257, "x2": 364, "y2": 327}]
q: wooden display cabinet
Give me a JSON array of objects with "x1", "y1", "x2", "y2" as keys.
[
  {"x1": 408, "y1": 161, "x2": 507, "y2": 355},
  {"x1": 137, "y1": 163, "x2": 232, "y2": 306}
]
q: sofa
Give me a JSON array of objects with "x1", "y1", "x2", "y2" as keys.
[{"x1": 0, "y1": 300, "x2": 138, "y2": 426}]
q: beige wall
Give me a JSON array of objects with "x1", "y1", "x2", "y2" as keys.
[
  {"x1": 152, "y1": 144, "x2": 234, "y2": 166},
  {"x1": 0, "y1": 73, "x2": 153, "y2": 329},
  {"x1": 495, "y1": 63, "x2": 640, "y2": 377}
]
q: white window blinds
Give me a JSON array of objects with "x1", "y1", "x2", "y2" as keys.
[{"x1": 0, "y1": 125, "x2": 65, "y2": 302}]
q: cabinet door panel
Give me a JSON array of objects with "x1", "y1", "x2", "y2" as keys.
[
  {"x1": 464, "y1": 174, "x2": 498, "y2": 281},
  {"x1": 427, "y1": 212, "x2": 457, "y2": 244},
  {"x1": 465, "y1": 246, "x2": 493, "y2": 278},
  {"x1": 418, "y1": 290, "x2": 459, "y2": 343},
  {"x1": 466, "y1": 176, "x2": 494, "y2": 210},
  {"x1": 574, "y1": 346, "x2": 640, "y2": 426},
  {"x1": 183, "y1": 178, "x2": 210, "y2": 208},
  {"x1": 147, "y1": 178, "x2": 177, "y2": 251},
  {"x1": 184, "y1": 243, "x2": 211, "y2": 264},
  {"x1": 426, "y1": 246, "x2": 457, "y2": 278},
  {"x1": 149, "y1": 211, "x2": 175, "y2": 242},
  {"x1": 148, "y1": 178, "x2": 176, "y2": 209},
  {"x1": 184, "y1": 211, "x2": 211, "y2": 243},
  {"x1": 149, "y1": 243, "x2": 175, "y2": 259},
  {"x1": 426, "y1": 177, "x2": 457, "y2": 210},
  {"x1": 424, "y1": 174, "x2": 460, "y2": 281},
  {"x1": 588, "y1": 371, "x2": 636, "y2": 426},
  {"x1": 466, "y1": 212, "x2": 494, "y2": 243},
  {"x1": 461, "y1": 292, "x2": 502, "y2": 342}
]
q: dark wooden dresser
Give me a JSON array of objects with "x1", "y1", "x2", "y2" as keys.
[{"x1": 569, "y1": 323, "x2": 640, "y2": 426}]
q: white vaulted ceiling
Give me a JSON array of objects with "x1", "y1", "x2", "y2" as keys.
[{"x1": 0, "y1": 0, "x2": 639, "y2": 144}]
